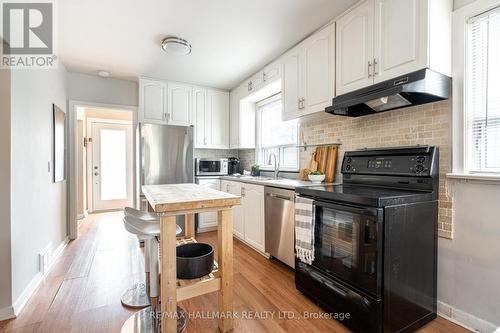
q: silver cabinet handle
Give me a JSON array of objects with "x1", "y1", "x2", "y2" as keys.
[
  {"x1": 266, "y1": 193, "x2": 292, "y2": 201},
  {"x1": 226, "y1": 184, "x2": 229, "y2": 192},
  {"x1": 248, "y1": 81, "x2": 253, "y2": 91},
  {"x1": 368, "y1": 61, "x2": 372, "y2": 78},
  {"x1": 298, "y1": 97, "x2": 305, "y2": 109},
  {"x1": 263, "y1": 72, "x2": 267, "y2": 82},
  {"x1": 373, "y1": 58, "x2": 378, "y2": 76},
  {"x1": 241, "y1": 187, "x2": 245, "y2": 197},
  {"x1": 94, "y1": 172, "x2": 99, "y2": 176},
  {"x1": 301, "y1": 98, "x2": 305, "y2": 109}
]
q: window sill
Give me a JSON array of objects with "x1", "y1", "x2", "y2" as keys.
[{"x1": 446, "y1": 173, "x2": 500, "y2": 182}]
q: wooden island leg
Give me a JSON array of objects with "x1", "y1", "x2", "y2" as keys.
[
  {"x1": 217, "y1": 209, "x2": 234, "y2": 332},
  {"x1": 160, "y1": 215, "x2": 178, "y2": 333},
  {"x1": 185, "y1": 214, "x2": 195, "y2": 239}
]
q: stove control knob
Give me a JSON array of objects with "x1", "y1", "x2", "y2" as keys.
[
  {"x1": 346, "y1": 157, "x2": 352, "y2": 163},
  {"x1": 345, "y1": 164, "x2": 351, "y2": 171},
  {"x1": 416, "y1": 156, "x2": 426, "y2": 164},
  {"x1": 415, "y1": 164, "x2": 424, "y2": 173}
]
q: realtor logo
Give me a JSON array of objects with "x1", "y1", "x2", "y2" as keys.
[{"x1": 1, "y1": 0, "x2": 57, "y2": 68}]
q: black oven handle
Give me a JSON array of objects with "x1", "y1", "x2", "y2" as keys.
[{"x1": 314, "y1": 200, "x2": 381, "y2": 217}]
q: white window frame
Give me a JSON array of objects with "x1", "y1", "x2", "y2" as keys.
[
  {"x1": 255, "y1": 93, "x2": 299, "y2": 172},
  {"x1": 450, "y1": 0, "x2": 500, "y2": 181}
]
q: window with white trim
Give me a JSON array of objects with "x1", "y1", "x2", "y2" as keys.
[
  {"x1": 256, "y1": 93, "x2": 299, "y2": 171},
  {"x1": 466, "y1": 6, "x2": 500, "y2": 174}
]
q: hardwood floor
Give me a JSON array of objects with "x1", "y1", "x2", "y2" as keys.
[{"x1": 0, "y1": 212, "x2": 470, "y2": 333}]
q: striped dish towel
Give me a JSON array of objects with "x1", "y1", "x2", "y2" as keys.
[{"x1": 295, "y1": 195, "x2": 315, "y2": 265}]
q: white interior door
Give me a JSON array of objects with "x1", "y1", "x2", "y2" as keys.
[{"x1": 91, "y1": 122, "x2": 133, "y2": 211}]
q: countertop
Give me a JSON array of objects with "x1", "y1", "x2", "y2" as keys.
[
  {"x1": 221, "y1": 175, "x2": 336, "y2": 190},
  {"x1": 142, "y1": 183, "x2": 241, "y2": 213}
]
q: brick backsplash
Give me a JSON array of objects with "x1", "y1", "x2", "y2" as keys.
[
  {"x1": 194, "y1": 149, "x2": 239, "y2": 160},
  {"x1": 300, "y1": 100, "x2": 453, "y2": 238},
  {"x1": 208, "y1": 99, "x2": 454, "y2": 238},
  {"x1": 238, "y1": 149, "x2": 256, "y2": 172}
]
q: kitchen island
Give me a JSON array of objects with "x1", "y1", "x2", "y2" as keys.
[{"x1": 142, "y1": 184, "x2": 241, "y2": 333}]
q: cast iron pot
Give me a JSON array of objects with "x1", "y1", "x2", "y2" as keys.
[{"x1": 176, "y1": 243, "x2": 214, "y2": 279}]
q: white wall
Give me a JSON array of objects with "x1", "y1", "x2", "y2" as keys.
[
  {"x1": 438, "y1": 181, "x2": 500, "y2": 330},
  {"x1": 10, "y1": 65, "x2": 68, "y2": 304},
  {"x1": 454, "y1": 0, "x2": 477, "y2": 9},
  {"x1": 0, "y1": 68, "x2": 13, "y2": 317},
  {"x1": 66, "y1": 72, "x2": 138, "y2": 106}
]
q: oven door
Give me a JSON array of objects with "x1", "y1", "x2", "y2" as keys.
[{"x1": 312, "y1": 200, "x2": 383, "y2": 297}]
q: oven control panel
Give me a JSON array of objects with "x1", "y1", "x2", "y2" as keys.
[{"x1": 342, "y1": 148, "x2": 436, "y2": 177}]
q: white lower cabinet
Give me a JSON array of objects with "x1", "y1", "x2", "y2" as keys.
[
  {"x1": 222, "y1": 181, "x2": 244, "y2": 239},
  {"x1": 196, "y1": 178, "x2": 221, "y2": 231},
  {"x1": 221, "y1": 181, "x2": 265, "y2": 252}
]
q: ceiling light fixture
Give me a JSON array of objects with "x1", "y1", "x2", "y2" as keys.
[
  {"x1": 161, "y1": 37, "x2": 192, "y2": 56},
  {"x1": 97, "y1": 70, "x2": 110, "y2": 78}
]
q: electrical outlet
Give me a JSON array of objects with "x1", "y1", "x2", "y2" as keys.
[{"x1": 39, "y1": 243, "x2": 52, "y2": 275}]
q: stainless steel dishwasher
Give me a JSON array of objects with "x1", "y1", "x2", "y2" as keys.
[{"x1": 265, "y1": 186, "x2": 295, "y2": 268}]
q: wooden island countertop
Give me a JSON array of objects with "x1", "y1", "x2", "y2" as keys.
[
  {"x1": 142, "y1": 183, "x2": 241, "y2": 333},
  {"x1": 142, "y1": 183, "x2": 241, "y2": 214}
]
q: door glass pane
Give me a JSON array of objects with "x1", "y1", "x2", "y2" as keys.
[
  {"x1": 318, "y1": 209, "x2": 360, "y2": 269},
  {"x1": 314, "y1": 206, "x2": 379, "y2": 295},
  {"x1": 100, "y1": 128, "x2": 127, "y2": 200}
]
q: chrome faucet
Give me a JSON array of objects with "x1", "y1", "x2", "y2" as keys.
[{"x1": 268, "y1": 152, "x2": 280, "y2": 179}]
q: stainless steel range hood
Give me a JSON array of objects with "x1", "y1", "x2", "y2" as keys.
[{"x1": 325, "y1": 68, "x2": 451, "y2": 117}]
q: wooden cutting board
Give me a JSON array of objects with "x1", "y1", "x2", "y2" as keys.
[
  {"x1": 299, "y1": 147, "x2": 338, "y2": 182},
  {"x1": 324, "y1": 146, "x2": 338, "y2": 183},
  {"x1": 299, "y1": 150, "x2": 317, "y2": 180},
  {"x1": 314, "y1": 146, "x2": 338, "y2": 183}
]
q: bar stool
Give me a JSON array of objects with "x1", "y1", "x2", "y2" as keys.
[
  {"x1": 121, "y1": 208, "x2": 182, "y2": 309},
  {"x1": 121, "y1": 212, "x2": 187, "y2": 333}
]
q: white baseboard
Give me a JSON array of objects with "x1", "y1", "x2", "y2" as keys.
[
  {"x1": 438, "y1": 301, "x2": 499, "y2": 333},
  {"x1": 12, "y1": 237, "x2": 69, "y2": 316},
  {"x1": 0, "y1": 305, "x2": 15, "y2": 321}
]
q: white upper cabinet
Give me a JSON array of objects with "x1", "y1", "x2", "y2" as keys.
[
  {"x1": 263, "y1": 61, "x2": 282, "y2": 85},
  {"x1": 206, "y1": 89, "x2": 230, "y2": 149},
  {"x1": 336, "y1": 0, "x2": 452, "y2": 95},
  {"x1": 140, "y1": 77, "x2": 230, "y2": 149},
  {"x1": 282, "y1": 48, "x2": 302, "y2": 120},
  {"x1": 373, "y1": 0, "x2": 427, "y2": 82},
  {"x1": 303, "y1": 24, "x2": 335, "y2": 113},
  {"x1": 193, "y1": 87, "x2": 206, "y2": 147},
  {"x1": 139, "y1": 78, "x2": 167, "y2": 124},
  {"x1": 229, "y1": 86, "x2": 240, "y2": 149},
  {"x1": 336, "y1": 0, "x2": 374, "y2": 95},
  {"x1": 194, "y1": 88, "x2": 230, "y2": 149},
  {"x1": 167, "y1": 82, "x2": 192, "y2": 126},
  {"x1": 283, "y1": 23, "x2": 335, "y2": 120}
]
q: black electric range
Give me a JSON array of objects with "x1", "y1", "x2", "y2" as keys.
[{"x1": 295, "y1": 146, "x2": 439, "y2": 333}]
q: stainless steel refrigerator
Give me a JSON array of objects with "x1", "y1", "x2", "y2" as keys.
[{"x1": 138, "y1": 124, "x2": 194, "y2": 228}]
